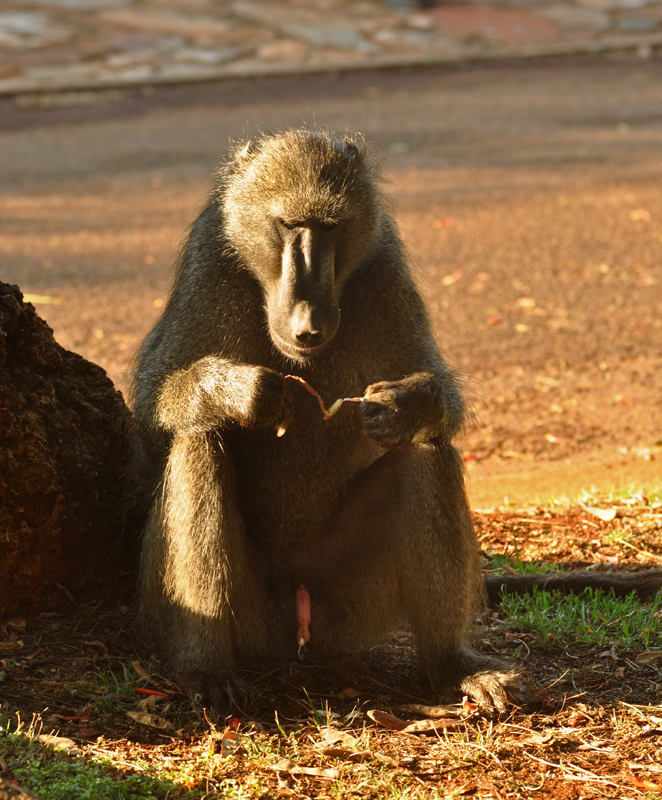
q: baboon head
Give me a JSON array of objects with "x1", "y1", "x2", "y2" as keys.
[{"x1": 221, "y1": 130, "x2": 382, "y2": 362}]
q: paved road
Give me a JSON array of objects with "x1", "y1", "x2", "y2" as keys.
[
  {"x1": 3, "y1": 0, "x2": 662, "y2": 94},
  {"x1": 1, "y1": 58, "x2": 661, "y2": 505}
]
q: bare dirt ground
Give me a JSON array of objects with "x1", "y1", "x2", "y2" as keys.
[{"x1": 1, "y1": 57, "x2": 660, "y2": 509}]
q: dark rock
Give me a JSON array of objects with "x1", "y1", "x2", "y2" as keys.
[{"x1": 0, "y1": 283, "x2": 138, "y2": 617}]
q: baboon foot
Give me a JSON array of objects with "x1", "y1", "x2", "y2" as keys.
[
  {"x1": 458, "y1": 668, "x2": 521, "y2": 714},
  {"x1": 433, "y1": 652, "x2": 522, "y2": 715},
  {"x1": 178, "y1": 670, "x2": 251, "y2": 722}
]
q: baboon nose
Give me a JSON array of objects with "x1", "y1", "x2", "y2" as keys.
[{"x1": 295, "y1": 328, "x2": 324, "y2": 347}]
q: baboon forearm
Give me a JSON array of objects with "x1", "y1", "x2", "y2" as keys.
[{"x1": 155, "y1": 356, "x2": 266, "y2": 435}]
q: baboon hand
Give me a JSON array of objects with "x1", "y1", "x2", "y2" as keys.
[
  {"x1": 360, "y1": 379, "x2": 421, "y2": 449},
  {"x1": 241, "y1": 366, "x2": 289, "y2": 429}
]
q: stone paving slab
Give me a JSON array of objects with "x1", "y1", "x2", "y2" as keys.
[{"x1": 1, "y1": 0, "x2": 662, "y2": 94}]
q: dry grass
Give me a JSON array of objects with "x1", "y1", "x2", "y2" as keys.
[{"x1": 2, "y1": 491, "x2": 662, "y2": 799}]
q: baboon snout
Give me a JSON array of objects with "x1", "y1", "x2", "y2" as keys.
[
  {"x1": 290, "y1": 302, "x2": 329, "y2": 347},
  {"x1": 269, "y1": 295, "x2": 339, "y2": 358}
]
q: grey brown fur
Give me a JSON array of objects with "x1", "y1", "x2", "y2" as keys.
[{"x1": 132, "y1": 128, "x2": 515, "y2": 715}]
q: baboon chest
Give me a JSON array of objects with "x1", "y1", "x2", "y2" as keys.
[{"x1": 226, "y1": 396, "x2": 379, "y2": 551}]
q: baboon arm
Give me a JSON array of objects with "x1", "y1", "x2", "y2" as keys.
[
  {"x1": 484, "y1": 569, "x2": 662, "y2": 608},
  {"x1": 364, "y1": 257, "x2": 466, "y2": 443},
  {"x1": 154, "y1": 356, "x2": 284, "y2": 436}
]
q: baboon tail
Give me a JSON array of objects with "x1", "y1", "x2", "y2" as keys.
[{"x1": 484, "y1": 568, "x2": 662, "y2": 608}]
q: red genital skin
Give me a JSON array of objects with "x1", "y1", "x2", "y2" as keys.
[{"x1": 296, "y1": 585, "x2": 311, "y2": 646}]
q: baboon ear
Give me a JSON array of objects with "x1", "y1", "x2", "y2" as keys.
[
  {"x1": 344, "y1": 140, "x2": 361, "y2": 161},
  {"x1": 237, "y1": 140, "x2": 255, "y2": 161}
]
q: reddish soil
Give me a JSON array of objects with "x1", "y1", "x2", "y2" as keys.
[{"x1": 1, "y1": 61, "x2": 660, "y2": 508}]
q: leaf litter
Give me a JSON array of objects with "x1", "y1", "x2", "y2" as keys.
[{"x1": 1, "y1": 493, "x2": 662, "y2": 799}]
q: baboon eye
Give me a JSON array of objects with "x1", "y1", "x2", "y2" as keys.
[
  {"x1": 319, "y1": 221, "x2": 340, "y2": 231},
  {"x1": 279, "y1": 219, "x2": 301, "y2": 230}
]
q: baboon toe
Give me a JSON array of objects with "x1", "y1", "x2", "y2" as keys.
[{"x1": 179, "y1": 671, "x2": 251, "y2": 722}]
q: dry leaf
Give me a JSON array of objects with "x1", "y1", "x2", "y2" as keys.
[
  {"x1": 319, "y1": 747, "x2": 398, "y2": 766},
  {"x1": 36, "y1": 734, "x2": 81, "y2": 754},
  {"x1": 567, "y1": 710, "x2": 591, "y2": 727},
  {"x1": 636, "y1": 650, "x2": 662, "y2": 667},
  {"x1": 401, "y1": 703, "x2": 467, "y2": 719},
  {"x1": 76, "y1": 727, "x2": 101, "y2": 739},
  {"x1": 131, "y1": 660, "x2": 149, "y2": 678},
  {"x1": 369, "y1": 708, "x2": 465, "y2": 735},
  {"x1": 519, "y1": 732, "x2": 553, "y2": 746},
  {"x1": 219, "y1": 731, "x2": 246, "y2": 757},
  {"x1": 580, "y1": 503, "x2": 617, "y2": 522},
  {"x1": 319, "y1": 746, "x2": 351, "y2": 759},
  {"x1": 320, "y1": 726, "x2": 359, "y2": 748},
  {"x1": 0, "y1": 641, "x2": 24, "y2": 655},
  {"x1": 367, "y1": 709, "x2": 408, "y2": 731},
  {"x1": 627, "y1": 773, "x2": 662, "y2": 792},
  {"x1": 401, "y1": 719, "x2": 465, "y2": 735},
  {"x1": 126, "y1": 711, "x2": 174, "y2": 730},
  {"x1": 137, "y1": 695, "x2": 161, "y2": 711},
  {"x1": 83, "y1": 640, "x2": 109, "y2": 657},
  {"x1": 269, "y1": 758, "x2": 339, "y2": 780},
  {"x1": 373, "y1": 751, "x2": 399, "y2": 767},
  {"x1": 55, "y1": 583, "x2": 75, "y2": 602},
  {"x1": 50, "y1": 712, "x2": 93, "y2": 723}
]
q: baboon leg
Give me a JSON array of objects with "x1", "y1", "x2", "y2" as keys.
[
  {"x1": 139, "y1": 432, "x2": 284, "y2": 717},
  {"x1": 317, "y1": 441, "x2": 517, "y2": 710}
]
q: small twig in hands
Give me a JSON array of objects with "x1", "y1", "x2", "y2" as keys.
[
  {"x1": 276, "y1": 375, "x2": 364, "y2": 437},
  {"x1": 286, "y1": 375, "x2": 365, "y2": 419}
]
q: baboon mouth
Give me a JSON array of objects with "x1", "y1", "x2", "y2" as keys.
[{"x1": 270, "y1": 330, "x2": 328, "y2": 360}]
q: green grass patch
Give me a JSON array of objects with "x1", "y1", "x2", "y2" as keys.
[
  {"x1": 0, "y1": 721, "x2": 191, "y2": 800},
  {"x1": 498, "y1": 587, "x2": 662, "y2": 648},
  {"x1": 488, "y1": 552, "x2": 561, "y2": 576}
]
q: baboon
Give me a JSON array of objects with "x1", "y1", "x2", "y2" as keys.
[
  {"x1": 133, "y1": 129, "x2": 662, "y2": 717},
  {"x1": 133, "y1": 128, "x2": 513, "y2": 715}
]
